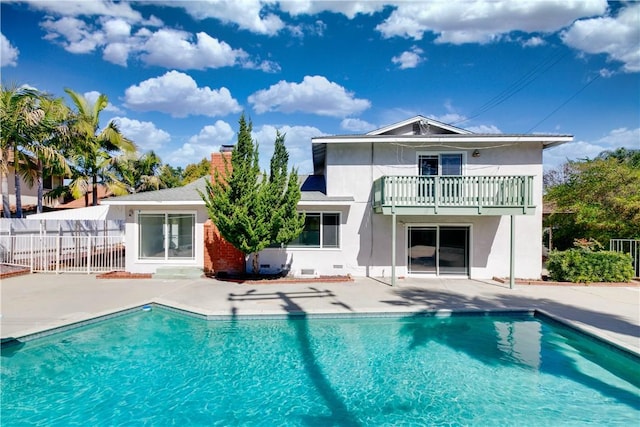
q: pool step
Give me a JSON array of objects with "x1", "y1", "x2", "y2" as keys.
[{"x1": 153, "y1": 266, "x2": 203, "y2": 280}]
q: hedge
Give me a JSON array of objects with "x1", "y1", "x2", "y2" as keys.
[{"x1": 547, "y1": 249, "x2": 634, "y2": 283}]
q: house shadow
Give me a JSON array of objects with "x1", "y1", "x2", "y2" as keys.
[
  {"x1": 382, "y1": 288, "x2": 640, "y2": 409},
  {"x1": 380, "y1": 287, "x2": 640, "y2": 344},
  {"x1": 227, "y1": 288, "x2": 360, "y2": 426}
]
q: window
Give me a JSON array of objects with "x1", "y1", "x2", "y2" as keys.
[
  {"x1": 138, "y1": 212, "x2": 195, "y2": 260},
  {"x1": 289, "y1": 212, "x2": 340, "y2": 248},
  {"x1": 419, "y1": 153, "x2": 463, "y2": 176},
  {"x1": 43, "y1": 175, "x2": 53, "y2": 190}
]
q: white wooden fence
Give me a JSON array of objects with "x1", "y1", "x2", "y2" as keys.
[
  {"x1": 1, "y1": 219, "x2": 125, "y2": 274},
  {"x1": 610, "y1": 239, "x2": 640, "y2": 278}
]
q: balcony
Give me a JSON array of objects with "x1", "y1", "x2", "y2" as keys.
[{"x1": 372, "y1": 175, "x2": 535, "y2": 216}]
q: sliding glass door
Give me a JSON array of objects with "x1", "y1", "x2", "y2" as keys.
[{"x1": 408, "y1": 226, "x2": 469, "y2": 275}]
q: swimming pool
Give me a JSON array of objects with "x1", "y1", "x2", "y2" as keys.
[{"x1": 2, "y1": 307, "x2": 639, "y2": 425}]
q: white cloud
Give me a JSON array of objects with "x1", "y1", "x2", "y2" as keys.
[
  {"x1": 522, "y1": 36, "x2": 546, "y2": 48},
  {"x1": 392, "y1": 46, "x2": 424, "y2": 69},
  {"x1": 38, "y1": 12, "x2": 276, "y2": 70},
  {"x1": 83, "y1": 91, "x2": 123, "y2": 114},
  {"x1": 561, "y1": 3, "x2": 640, "y2": 73},
  {"x1": 427, "y1": 103, "x2": 501, "y2": 133},
  {"x1": 165, "y1": 143, "x2": 220, "y2": 168},
  {"x1": 111, "y1": 117, "x2": 171, "y2": 151},
  {"x1": 141, "y1": 29, "x2": 248, "y2": 70},
  {"x1": 188, "y1": 120, "x2": 235, "y2": 145},
  {"x1": 159, "y1": 0, "x2": 285, "y2": 35},
  {"x1": 26, "y1": 0, "x2": 150, "y2": 23},
  {"x1": 1, "y1": 33, "x2": 19, "y2": 67},
  {"x1": 466, "y1": 124, "x2": 502, "y2": 134},
  {"x1": 341, "y1": 118, "x2": 376, "y2": 132},
  {"x1": 596, "y1": 127, "x2": 640, "y2": 148},
  {"x1": 166, "y1": 120, "x2": 236, "y2": 167},
  {"x1": 101, "y1": 18, "x2": 131, "y2": 40},
  {"x1": 543, "y1": 127, "x2": 640, "y2": 169},
  {"x1": 251, "y1": 124, "x2": 326, "y2": 174},
  {"x1": 248, "y1": 75, "x2": 371, "y2": 117},
  {"x1": 280, "y1": 1, "x2": 385, "y2": 19},
  {"x1": 428, "y1": 112, "x2": 466, "y2": 125},
  {"x1": 41, "y1": 16, "x2": 104, "y2": 54},
  {"x1": 376, "y1": 0, "x2": 607, "y2": 44},
  {"x1": 124, "y1": 70, "x2": 242, "y2": 118},
  {"x1": 102, "y1": 42, "x2": 133, "y2": 66}
]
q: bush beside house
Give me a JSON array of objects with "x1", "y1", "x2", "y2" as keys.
[{"x1": 547, "y1": 246, "x2": 634, "y2": 283}]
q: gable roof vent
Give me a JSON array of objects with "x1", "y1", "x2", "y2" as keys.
[{"x1": 413, "y1": 122, "x2": 421, "y2": 135}]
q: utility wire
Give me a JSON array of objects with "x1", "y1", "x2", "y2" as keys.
[
  {"x1": 451, "y1": 48, "x2": 571, "y2": 126},
  {"x1": 526, "y1": 74, "x2": 601, "y2": 133}
]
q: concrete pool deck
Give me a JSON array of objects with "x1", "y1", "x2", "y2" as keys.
[{"x1": 1, "y1": 274, "x2": 639, "y2": 355}]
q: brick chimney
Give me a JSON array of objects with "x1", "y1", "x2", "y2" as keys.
[
  {"x1": 210, "y1": 144, "x2": 234, "y2": 183},
  {"x1": 203, "y1": 145, "x2": 245, "y2": 276}
]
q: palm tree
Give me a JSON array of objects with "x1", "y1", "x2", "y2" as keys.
[
  {"x1": 27, "y1": 94, "x2": 72, "y2": 213},
  {"x1": 64, "y1": 89, "x2": 136, "y2": 206},
  {"x1": 113, "y1": 150, "x2": 166, "y2": 194},
  {"x1": 0, "y1": 85, "x2": 44, "y2": 217}
]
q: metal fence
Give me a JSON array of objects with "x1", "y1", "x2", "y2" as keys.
[
  {"x1": 1, "y1": 235, "x2": 125, "y2": 273},
  {"x1": 1, "y1": 219, "x2": 125, "y2": 273},
  {"x1": 610, "y1": 239, "x2": 640, "y2": 278}
]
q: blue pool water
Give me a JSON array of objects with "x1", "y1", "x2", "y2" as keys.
[{"x1": 2, "y1": 308, "x2": 639, "y2": 426}]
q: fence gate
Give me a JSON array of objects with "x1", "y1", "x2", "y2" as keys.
[
  {"x1": 1, "y1": 235, "x2": 125, "y2": 273},
  {"x1": 610, "y1": 239, "x2": 640, "y2": 278}
]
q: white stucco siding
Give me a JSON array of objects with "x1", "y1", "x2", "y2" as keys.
[
  {"x1": 122, "y1": 205, "x2": 208, "y2": 274},
  {"x1": 258, "y1": 204, "x2": 366, "y2": 277},
  {"x1": 313, "y1": 140, "x2": 545, "y2": 279},
  {"x1": 325, "y1": 144, "x2": 376, "y2": 200}
]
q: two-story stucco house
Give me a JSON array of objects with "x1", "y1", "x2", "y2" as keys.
[{"x1": 103, "y1": 115, "x2": 572, "y2": 283}]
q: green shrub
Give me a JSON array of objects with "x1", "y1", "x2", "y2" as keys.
[{"x1": 547, "y1": 249, "x2": 634, "y2": 283}]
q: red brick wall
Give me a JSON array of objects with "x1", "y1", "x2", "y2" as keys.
[{"x1": 203, "y1": 150, "x2": 246, "y2": 275}]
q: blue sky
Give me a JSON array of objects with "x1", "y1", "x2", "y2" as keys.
[{"x1": 1, "y1": 0, "x2": 639, "y2": 174}]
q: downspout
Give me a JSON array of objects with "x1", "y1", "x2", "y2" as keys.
[
  {"x1": 509, "y1": 215, "x2": 515, "y2": 289},
  {"x1": 391, "y1": 175, "x2": 396, "y2": 286},
  {"x1": 392, "y1": 208, "x2": 396, "y2": 286},
  {"x1": 369, "y1": 142, "x2": 374, "y2": 277}
]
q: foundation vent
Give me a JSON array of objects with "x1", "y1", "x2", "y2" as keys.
[{"x1": 295, "y1": 268, "x2": 319, "y2": 278}]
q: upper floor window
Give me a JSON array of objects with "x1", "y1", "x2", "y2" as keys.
[
  {"x1": 289, "y1": 212, "x2": 340, "y2": 248},
  {"x1": 419, "y1": 154, "x2": 463, "y2": 176}
]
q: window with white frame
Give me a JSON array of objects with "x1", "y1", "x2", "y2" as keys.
[
  {"x1": 418, "y1": 153, "x2": 463, "y2": 176},
  {"x1": 289, "y1": 212, "x2": 340, "y2": 248},
  {"x1": 138, "y1": 212, "x2": 195, "y2": 260}
]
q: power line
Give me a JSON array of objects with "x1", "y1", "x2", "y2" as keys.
[
  {"x1": 526, "y1": 74, "x2": 601, "y2": 133},
  {"x1": 451, "y1": 48, "x2": 571, "y2": 126}
]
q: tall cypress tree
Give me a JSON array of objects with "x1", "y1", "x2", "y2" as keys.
[{"x1": 200, "y1": 115, "x2": 304, "y2": 275}]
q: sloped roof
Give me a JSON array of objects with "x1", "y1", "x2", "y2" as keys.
[
  {"x1": 298, "y1": 175, "x2": 353, "y2": 203},
  {"x1": 57, "y1": 184, "x2": 112, "y2": 208},
  {"x1": 101, "y1": 175, "x2": 352, "y2": 206},
  {"x1": 28, "y1": 204, "x2": 124, "y2": 220},
  {"x1": 366, "y1": 115, "x2": 472, "y2": 136},
  {"x1": 101, "y1": 177, "x2": 208, "y2": 205},
  {"x1": 310, "y1": 115, "x2": 573, "y2": 174}
]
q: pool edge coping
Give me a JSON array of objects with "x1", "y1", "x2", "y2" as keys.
[{"x1": 2, "y1": 301, "x2": 639, "y2": 360}]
